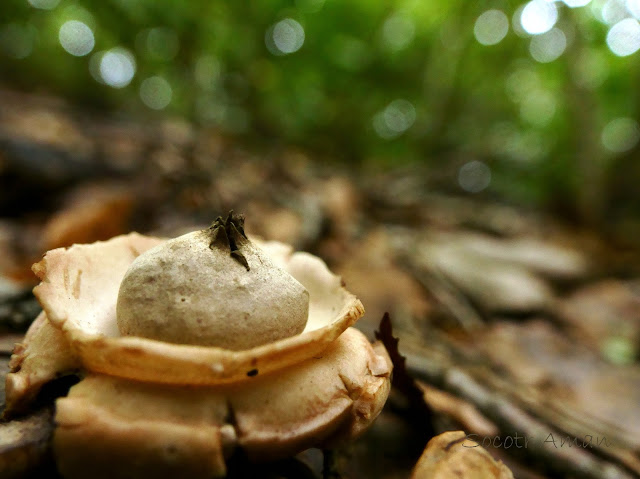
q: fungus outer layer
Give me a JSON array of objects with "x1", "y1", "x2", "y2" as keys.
[
  {"x1": 4, "y1": 312, "x2": 79, "y2": 415},
  {"x1": 54, "y1": 328, "x2": 391, "y2": 479}
]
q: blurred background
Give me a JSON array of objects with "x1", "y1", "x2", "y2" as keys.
[
  {"x1": 1, "y1": 1, "x2": 640, "y2": 478},
  {"x1": 2, "y1": 0, "x2": 640, "y2": 228}
]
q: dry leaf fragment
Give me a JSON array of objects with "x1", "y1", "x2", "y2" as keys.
[{"x1": 411, "y1": 430, "x2": 514, "y2": 479}]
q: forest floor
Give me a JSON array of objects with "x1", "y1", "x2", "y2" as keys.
[{"x1": 1, "y1": 88, "x2": 640, "y2": 478}]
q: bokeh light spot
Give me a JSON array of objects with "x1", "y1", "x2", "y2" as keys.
[
  {"x1": 384, "y1": 99, "x2": 415, "y2": 133},
  {"x1": 601, "y1": 0, "x2": 628, "y2": 25},
  {"x1": 28, "y1": 0, "x2": 59, "y2": 10},
  {"x1": 512, "y1": 5, "x2": 529, "y2": 37},
  {"x1": 382, "y1": 14, "x2": 416, "y2": 51},
  {"x1": 266, "y1": 18, "x2": 305, "y2": 55},
  {"x1": 601, "y1": 336, "x2": 636, "y2": 365},
  {"x1": 628, "y1": 0, "x2": 640, "y2": 20},
  {"x1": 59, "y1": 20, "x2": 94, "y2": 57},
  {"x1": 194, "y1": 55, "x2": 222, "y2": 91},
  {"x1": 573, "y1": 49, "x2": 609, "y2": 89},
  {"x1": 505, "y1": 67, "x2": 539, "y2": 102},
  {"x1": 97, "y1": 48, "x2": 136, "y2": 88},
  {"x1": 458, "y1": 161, "x2": 491, "y2": 193},
  {"x1": 330, "y1": 35, "x2": 372, "y2": 71},
  {"x1": 373, "y1": 99, "x2": 416, "y2": 139},
  {"x1": 489, "y1": 123, "x2": 549, "y2": 163},
  {"x1": 601, "y1": 117, "x2": 640, "y2": 152},
  {"x1": 474, "y1": 10, "x2": 509, "y2": 45},
  {"x1": 563, "y1": 0, "x2": 592, "y2": 6},
  {"x1": 520, "y1": 0, "x2": 559, "y2": 35},
  {"x1": 142, "y1": 27, "x2": 179, "y2": 61},
  {"x1": 140, "y1": 76, "x2": 172, "y2": 110},
  {"x1": 529, "y1": 28, "x2": 567, "y2": 62},
  {"x1": 520, "y1": 90, "x2": 557, "y2": 126},
  {"x1": 606, "y1": 18, "x2": 640, "y2": 56}
]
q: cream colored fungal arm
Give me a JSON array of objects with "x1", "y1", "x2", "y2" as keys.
[
  {"x1": 4, "y1": 312, "x2": 79, "y2": 416},
  {"x1": 32, "y1": 233, "x2": 165, "y2": 336}
]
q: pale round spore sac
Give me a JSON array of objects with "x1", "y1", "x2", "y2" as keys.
[{"x1": 116, "y1": 230, "x2": 309, "y2": 350}]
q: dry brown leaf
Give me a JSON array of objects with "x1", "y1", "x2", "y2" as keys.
[
  {"x1": 338, "y1": 229, "x2": 431, "y2": 329},
  {"x1": 418, "y1": 382, "x2": 498, "y2": 438},
  {"x1": 41, "y1": 183, "x2": 135, "y2": 251},
  {"x1": 411, "y1": 430, "x2": 514, "y2": 479}
]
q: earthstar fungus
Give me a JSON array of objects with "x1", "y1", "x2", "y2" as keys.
[{"x1": 4, "y1": 215, "x2": 392, "y2": 478}]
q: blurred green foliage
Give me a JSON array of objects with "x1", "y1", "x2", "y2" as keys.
[{"x1": 1, "y1": 0, "x2": 640, "y2": 226}]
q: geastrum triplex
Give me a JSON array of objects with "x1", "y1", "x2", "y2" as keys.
[{"x1": 4, "y1": 212, "x2": 392, "y2": 478}]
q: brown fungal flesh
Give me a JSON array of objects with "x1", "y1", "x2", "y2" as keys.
[{"x1": 54, "y1": 328, "x2": 391, "y2": 478}]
